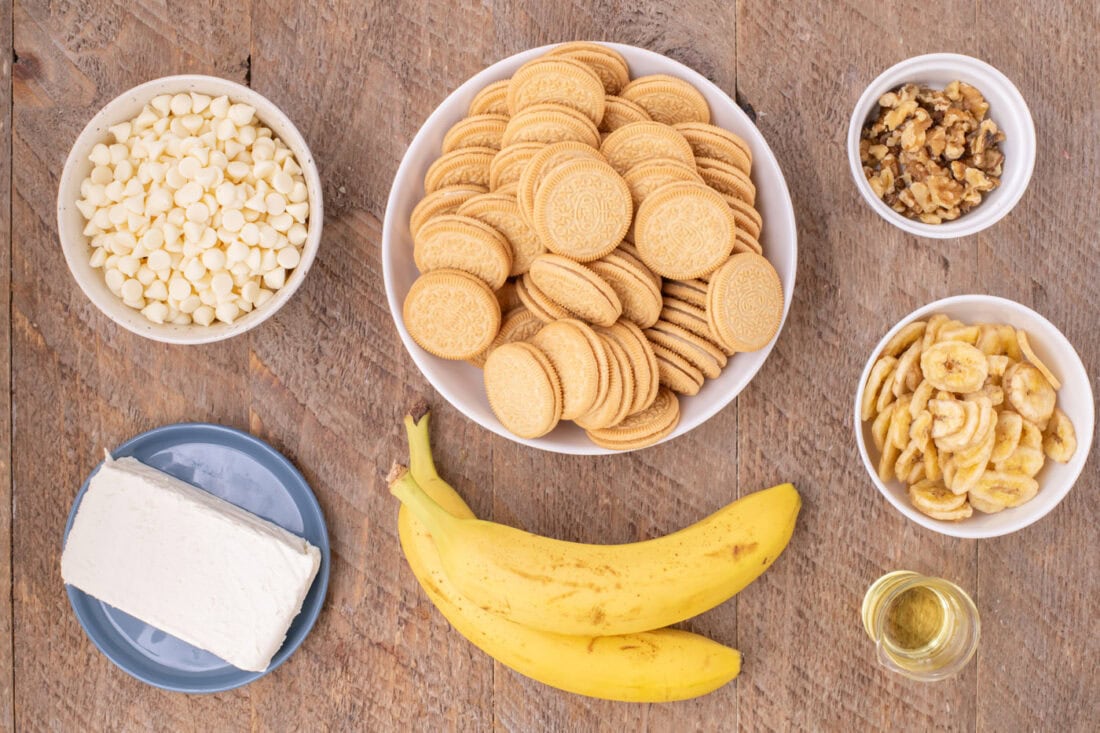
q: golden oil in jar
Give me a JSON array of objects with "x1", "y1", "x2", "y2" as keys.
[{"x1": 861, "y1": 570, "x2": 980, "y2": 681}]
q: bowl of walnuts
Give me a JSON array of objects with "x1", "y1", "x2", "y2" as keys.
[
  {"x1": 847, "y1": 53, "x2": 1035, "y2": 239},
  {"x1": 854, "y1": 295, "x2": 1093, "y2": 539}
]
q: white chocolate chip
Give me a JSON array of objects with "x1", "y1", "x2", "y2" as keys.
[
  {"x1": 169, "y1": 93, "x2": 192, "y2": 116},
  {"x1": 201, "y1": 248, "x2": 227, "y2": 271},
  {"x1": 193, "y1": 305, "x2": 215, "y2": 326},
  {"x1": 141, "y1": 301, "x2": 168, "y2": 324},
  {"x1": 262, "y1": 267, "x2": 286, "y2": 290},
  {"x1": 276, "y1": 246, "x2": 301, "y2": 270},
  {"x1": 168, "y1": 277, "x2": 192, "y2": 301},
  {"x1": 227, "y1": 104, "x2": 255, "y2": 127},
  {"x1": 215, "y1": 301, "x2": 240, "y2": 324}
]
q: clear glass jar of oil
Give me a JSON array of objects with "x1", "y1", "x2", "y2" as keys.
[{"x1": 861, "y1": 571, "x2": 980, "y2": 681}]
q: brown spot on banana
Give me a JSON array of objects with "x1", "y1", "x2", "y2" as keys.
[{"x1": 731, "y1": 542, "x2": 759, "y2": 560}]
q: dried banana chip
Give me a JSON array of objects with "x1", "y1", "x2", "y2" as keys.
[
  {"x1": 878, "y1": 439, "x2": 901, "y2": 483},
  {"x1": 895, "y1": 442, "x2": 922, "y2": 481},
  {"x1": 909, "y1": 478, "x2": 966, "y2": 514},
  {"x1": 1004, "y1": 362, "x2": 1056, "y2": 426},
  {"x1": 862, "y1": 355, "x2": 898, "y2": 421},
  {"x1": 939, "y1": 324, "x2": 979, "y2": 344},
  {"x1": 921, "y1": 340, "x2": 989, "y2": 393},
  {"x1": 909, "y1": 379, "x2": 935, "y2": 420},
  {"x1": 990, "y1": 411, "x2": 1023, "y2": 463},
  {"x1": 968, "y1": 489, "x2": 1007, "y2": 514},
  {"x1": 924, "y1": 440, "x2": 943, "y2": 481},
  {"x1": 963, "y1": 384, "x2": 1003, "y2": 406},
  {"x1": 888, "y1": 394, "x2": 913, "y2": 450},
  {"x1": 909, "y1": 409, "x2": 933, "y2": 449},
  {"x1": 934, "y1": 398, "x2": 983, "y2": 452},
  {"x1": 996, "y1": 443, "x2": 1045, "y2": 478},
  {"x1": 1017, "y1": 329, "x2": 1061, "y2": 390},
  {"x1": 986, "y1": 354, "x2": 1011, "y2": 380},
  {"x1": 971, "y1": 470, "x2": 1038, "y2": 508},
  {"x1": 882, "y1": 320, "x2": 926, "y2": 357},
  {"x1": 922, "y1": 314, "x2": 951, "y2": 352},
  {"x1": 892, "y1": 340, "x2": 923, "y2": 397},
  {"x1": 1043, "y1": 407, "x2": 1077, "y2": 463},
  {"x1": 871, "y1": 401, "x2": 896, "y2": 453}
]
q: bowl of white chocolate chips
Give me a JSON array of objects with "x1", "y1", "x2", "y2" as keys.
[{"x1": 58, "y1": 75, "x2": 323, "y2": 344}]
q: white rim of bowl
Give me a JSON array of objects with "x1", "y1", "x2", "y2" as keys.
[
  {"x1": 382, "y1": 42, "x2": 799, "y2": 455},
  {"x1": 57, "y1": 74, "x2": 324, "y2": 345},
  {"x1": 853, "y1": 294, "x2": 1094, "y2": 538},
  {"x1": 846, "y1": 53, "x2": 1036, "y2": 240}
]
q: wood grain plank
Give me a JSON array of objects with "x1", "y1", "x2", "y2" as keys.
[
  {"x1": 0, "y1": 0, "x2": 13, "y2": 728},
  {"x1": 247, "y1": 3, "x2": 498, "y2": 728},
  {"x1": 482, "y1": 3, "x2": 743, "y2": 731},
  {"x1": 9, "y1": 1, "x2": 1100, "y2": 730},
  {"x1": 736, "y1": 1, "x2": 983, "y2": 730},
  {"x1": 10, "y1": 1, "x2": 251, "y2": 729},
  {"x1": 974, "y1": 3, "x2": 1100, "y2": 730}
]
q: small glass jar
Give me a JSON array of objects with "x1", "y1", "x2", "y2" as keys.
[{"x1": 861, "y1": 570, "x2": 980, "y2": 681}]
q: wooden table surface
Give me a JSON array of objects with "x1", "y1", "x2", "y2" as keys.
[{"x1": 3, "y1": 1, "x2": 1098, "y2": 730}]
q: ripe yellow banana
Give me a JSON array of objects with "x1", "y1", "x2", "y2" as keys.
[
  {"x1": 390, "y1": 441, "x2": 800, "y2": 637},
  {"x1": 397, "y1": 408, "x2": 741, "y2": 702}
]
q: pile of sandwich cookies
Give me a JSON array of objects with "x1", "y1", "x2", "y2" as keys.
[{"x1": 402, "y1": 42, "x2": 784, "y2": 449}]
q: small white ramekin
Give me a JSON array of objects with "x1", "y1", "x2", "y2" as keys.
[
  {"x1": 847, "y1": 54, "x2": 1035, "y2": 239},
  {"x1": 58, "y1": 75, "x2": 324, "y2": 344},
  {"x1": 854, "y1": 295, "x2": 1094, "y2": 539}
]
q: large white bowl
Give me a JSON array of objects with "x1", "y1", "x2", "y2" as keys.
[
  {"x1": 58, "y1": 75, "x2": 324, "y2": 344},
  {"x1": 383, "y1": 43, "x2": 798, "y2": 455},
  {"x1": 854, "y1": 295, "x2": 1094, "y2": 539},
  {"x1": 847, "y1": 53, "x2": 1035, "y2": 239}
]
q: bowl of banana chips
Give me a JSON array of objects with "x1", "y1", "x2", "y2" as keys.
[{"x1": 854, "y1": 295, "x2": 1093, "y2": 538}]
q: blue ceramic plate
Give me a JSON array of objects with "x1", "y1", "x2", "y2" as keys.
[{"x1": 63, "y1": 423, "x2": 330, "y2": 693}]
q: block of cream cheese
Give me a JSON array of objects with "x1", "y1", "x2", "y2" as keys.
[{"x1": 61, "y1": 455, "x2": 321, "y2": 673}]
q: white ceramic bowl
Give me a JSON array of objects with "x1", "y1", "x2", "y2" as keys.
[
  {"x1": 847, "y1": 53, "x2": 1035, "y2": 239},
  {"x1": 383, "y1": 42, "x2": 798, "y2": 455},
  {"x1": 854, "y1": 295, "x2": 1094, "y2": 538},
  {"x1": 58, "y1": 75, "x2": 324, "y2": 344}
]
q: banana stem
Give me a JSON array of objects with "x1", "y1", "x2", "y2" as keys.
[
  {"x1": 404, "y1": 406, "x2": 439, "y2": 483},
  {"x1": 388, "y1": 461, "x2": 459, "y2": 541}
]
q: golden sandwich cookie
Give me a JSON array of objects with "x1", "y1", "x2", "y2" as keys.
[
  {"x1": 532, "y1": 158, "x2": 633, "y2": 263},
  {"x1": 457, "y1": 193, "x2": 545, "y2": 276},
  {"x1": 403, "y1": 269, "x2": 502, "y2": 360},
  {"x1": 599, "y1": 95, "x2": 652, "y2": 133},
  {"x1": 620, "y1": 74, "x2": 711, "y2": 125},
  {"x1": 409, "y1": 185, "x2": 487, "y2": 238},
  {"x1": 634, "y1": 181, "x2": 735, "y2": 280},
  {"x1": 586, "y1": 386, "x2": 681, "y2": 450},
  {"x1": 468, "y1": 306, "x2": 543, "y2": 369},
  {"x1": 705, "y1": 252, "x2": 783, "y2": 352},
  {"x1": 489, "y1": 142, "x2": 546, "y2": 191},
  {"x1": 527, "y1": 254, "x2": 623, "y2": 327},
  {"x1": 423, "y1": 147, "x2": 497, "y2": 193},
  {"x1": 442, "y1": 114, "x2": 509, "y2": 153},
  {"x1": 484, "y1": 341, "x2": 564, "y2": 439},
  {"x1": 599, "y1": 121, "x2": 696, "y2": 174},
  {"x1": 468, "y1": 79, "x2": 511, "y2": 117},
  {"x1": 530, "y1": 319, "x2": 604, "y2": 420},
  {"x1": 587, "y1": 253, "x2": 663, "y2": 329},
  {"x1": 413, "y1": 214, "x2": 512, "y2": 290},
  {"x1": 546, "y1": 42, "x2": 631, "y2": 96},
  {"x1": 674, "y1": 122, "x2": 752, "y2": 175},
  {"x1": 506, "y1": 56, "x2": 606, "y2": 125},
  {"x1": 502, "y1": 103, "x2": 601, "y2": 148}
]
